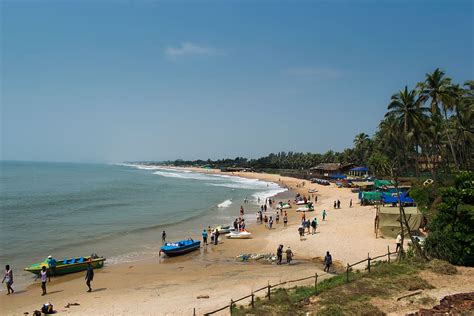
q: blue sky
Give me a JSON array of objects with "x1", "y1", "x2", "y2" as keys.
[{"x1": 1, "y1": 0, "x2": 472, "y2": 162}]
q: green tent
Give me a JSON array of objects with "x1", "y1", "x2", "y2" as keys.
[
  {"x1": 378, "y1": 206, "x2": 422, "y2": 238},
  {"x1": 361, "y1": 191, "x2": 382, "y2": 201},
  {"x1": 374, "y1": 179, "x2": 394, "y2": 188}
]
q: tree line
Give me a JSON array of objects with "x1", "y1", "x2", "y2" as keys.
[{"x1": 161, "y1": 68, "x2": 472, "y2": 177}]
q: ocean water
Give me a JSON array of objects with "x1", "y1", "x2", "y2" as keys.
[{"x1": 0, "y1": 161, "x2": 285, "y2": 288}]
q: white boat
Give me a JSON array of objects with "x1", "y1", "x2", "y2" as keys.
[
  {"x1": 296, "y1": 206, "x2": 315, "y2": 212},
  {"x1": 214, "y1": 225, "x2": 232, "y2": 234},
  {"x1": 308, "y1": 188, "x2": 318, "y2": 193},
  {"x1": 296, "y1": 200, "x2": 307, "y2": 205},
  {"x1": 226, "y1": 230, "x2": 252, "y2": 239},
  {"x1": 276, "y1": 203, "x2": 291, "y2": 209}
]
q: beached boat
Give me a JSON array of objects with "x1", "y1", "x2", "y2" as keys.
[
  {"x1": 214, "y1": 225, "x2": 232, "y2": 234},
  {"x1": 226, "y1": 230, "x2": 252, "y2": 239},
  {"x1": 24, "y1": 256, "x2": 105, "y2": 276},
  {"x1": 296, "y1": 206, "x2": 315, "y2": 212},
  {"x1": 160, "y1": 239, "x2": 200, "y2": 257},
  {"x1": 308, "y1": 188, "x2": 318, "y2": 193},
  {"x1": 296, "y1": 200, "x2": 308, "y2": 205},
  {"x1": 276, "y1": 203, "x2": 291, "y2": 209}
]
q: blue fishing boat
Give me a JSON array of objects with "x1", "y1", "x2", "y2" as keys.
[{"x1": 160, "y1": 238, "x2": 200, "y2": 257}]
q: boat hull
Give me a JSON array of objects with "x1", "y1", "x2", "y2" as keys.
[
  {"x1": 25, "y1": 257, "x2": 105, "y2": 276},
  {"x1": 160, "y1": 240, "x2": 201, "y2": 257}
]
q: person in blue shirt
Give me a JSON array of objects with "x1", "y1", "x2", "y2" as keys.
[
  {"x1": 47, "y1": 256, "x2": 57, "y2": 279},
  {"x1": 202, "y1": 229, "x2": 208, "y2": 245}
]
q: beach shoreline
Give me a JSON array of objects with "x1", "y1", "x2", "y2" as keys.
[{"x1": 0, "y1": 167, "x2": 396, "y2": 315}]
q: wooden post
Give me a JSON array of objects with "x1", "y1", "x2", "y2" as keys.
[
  {"x1": 346, "y1": 263, "x2": 350, "y2": 283},
  {"x1": 387, "y1": 245, "x2": 391, "y2": 263},
  {"x1": 267, "y1": 283, "x2": 271, "y2": 300},
  {"x1": 251, "y1": 291, "x2": 255, "y2": 309},
  {"x1": 314, "y1": 273, "x2": 318, "y2": 292},
  {"x1": 368, "y1": 253, "x2": 371, "y2": 273},
  {"x1": 230, "y1": 299, "x2": 233, "y2": 315}
]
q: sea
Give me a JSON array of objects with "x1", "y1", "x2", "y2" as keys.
[{"x1": 0, "y1": 161, "x2": 286, "y2": 289}]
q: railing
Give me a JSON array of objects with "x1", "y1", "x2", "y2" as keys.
[{"x1": 200, "y1": 246, "x2": 398, "y2": 316}]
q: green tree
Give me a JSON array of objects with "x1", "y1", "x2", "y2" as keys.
[{"x1": 423, "y1": 171, "x2": 474, "y2": 265}]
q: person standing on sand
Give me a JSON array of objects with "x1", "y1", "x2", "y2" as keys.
[
  {"x1": 322, "y1": 210, "x2": 327, "y2": 221},
  {"x1": 283, "y1": 214, "x2": 288, "y2": 227},
  {"x1": 202, "y1": 229, "x2": 208, "y2": 245},
  {"x1": 47, "y1": 256, "x2": 56, "y2": 279},
  {"x1": 311, "y1": 218, "x2": 317, "y2": 235},
  {"x1": 2, "y1": 265, "x2": 14, "y2": 294},
  {"x1": 277, "y1": 245, "x2": 283, "y2": 265},
  {"x1": 162, "y1": 231, "x2": 166, "y2": 244},
  {"x1": 214, "y1": 229, "x2": 220, "y2": 245},
  {"x1": 298, "y1": 225, "x2": 305, "y2": 241},
  {"x1": 333, "y1": 201, "x2": 336, "y2": 209},
  {"x1": 396, "y1": 234, "x2": 402, "y2": 252},
  {"x1": 85, "y1": 261, "x2": 94, "y2": 292},
  {"x1": 276, "y1": 213, "x2": 280, "y2": 224},
  {"x1": 323, "y1": 251, "x2": 332, "y2": 272},
  {"x1": 286, "y1": 247, "x2": 293, "y2": 264},
  {"x1": 264, "y1": 204, "x2": 267, "y2": 212},
  {"x1": 349, "y1": 199, "x2": 353, "y2": 208},
  {"x1": 268, "y1": 216, "x2": 273, "y2": 229},
  {"x1": 35, "y1": 266, "x2": 48, "y2": 296},
  {"x1": 337, "y1": 200, "x2": 341, "y2": 209}
]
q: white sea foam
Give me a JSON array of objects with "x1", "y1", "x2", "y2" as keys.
[
  {"x1": 121, "y1": 163, "x2": 287, "y2": 202},
  {"x1": 217, "y1": 199, "x2": 233, "y2": 208}
]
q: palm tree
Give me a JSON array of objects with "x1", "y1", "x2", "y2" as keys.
[
  {"x1": 417, "y1": 68, "x2": 459, "y2": 170},
  {"x1": 386, "y1": 86, "x2": 429, "y2": 176}
]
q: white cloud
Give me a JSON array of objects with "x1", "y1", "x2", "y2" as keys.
[
  {"x1": 164, "y1": 42, "x2": 218, "y2": 59},
  {"x1": 285, "y1": 67, "x2": 343, "y2": 79}
]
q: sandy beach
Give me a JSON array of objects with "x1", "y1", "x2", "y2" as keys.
[{"x1": 0, "y1": 169, "x2": 435, "y2": 315}]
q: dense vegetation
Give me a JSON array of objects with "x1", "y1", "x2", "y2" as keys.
[{"x1": 162, "y1": 69, "x2": 472, "y2": 176}]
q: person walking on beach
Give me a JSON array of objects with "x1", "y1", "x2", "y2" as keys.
[
  {"x1": 276, "y1": 213, "x2": 280, "y2": 224},
  {"x1": 276, "y1": 245, "x2": 283, "y2": 265},
  {"x1": 162, "y1": 231, "x2": 167, "y2": 244},
  {"x1": 322, "y1": 210, "x2": 327, "y2": 221},
  {"x1": 85, "y1": 261, "x2": 94, "y2": 292},
  {"x1": 283, "y1": 214, "x2": 288, "y2": 227},
  {"x1": 268, "y1": 216, "x2": 273, "y2": 229},
  {"x1": 333, "y1": 201, "x2": 336, "y2": 209},
  {"x1": 264, "y1": 215, "x2": 268, "y2": 227},
  {"x1": 35, "y1": 266, "x2": 48, "y2": 296},
  {"x1": 2, "y1": 265, "x2": 14, "y2": 295},
  {"x1": 323, "y1": 251, "x2": 332, "y2": 272},
  {"x1": 202, "y1": 229, "x2": 208, "y2": 245},
  {"x1": 349, "y1": 199, "x2": 353, "y2": 208},
  {"x1": 214, "y1": 229, "x2": 220, "y2": 245},
  {"x1": 298, "y1": 225, "x2": 305, "y2": 241},
  {"x1": 337, "y1": 200, "x2": 341, "y2": 209},
  {"x1": 306, "y1": 219, "x2": 311, "y2": 234},
  {"x1": 286, "y1": 247, "x2": 293, "y2": 264},
  {"x1": 264, "y1": 204, "x2": 267, "y2": 212},
  {"x1": 240, "y1": 206, "x2": 244, "y2": 216},
  {"x1": 311, "y1": 218, "x2": 317, "y2": 235}
]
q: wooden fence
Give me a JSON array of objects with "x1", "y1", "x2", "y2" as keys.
[{"x1": 200, "y1": 246, "x2": 398, "y2": 316}]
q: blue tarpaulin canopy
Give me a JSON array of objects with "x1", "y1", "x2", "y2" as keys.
[
  {"x1": 330, "y1": 174, "x2": 347, "y2": 179},
  {"x1": 381, "y1": 192, "x2": 414, "y2": 204},
  {"x1": 350, "y1": 167, "x2": 369, "y2": 172}
]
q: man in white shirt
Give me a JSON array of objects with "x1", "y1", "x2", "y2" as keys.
[{"x1": 396, "y1": 234, "x2": 402, "y2": 252}]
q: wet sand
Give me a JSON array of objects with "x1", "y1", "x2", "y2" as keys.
[{"x1": 0, "y1": 169, "x2": 394, "y2": 315}]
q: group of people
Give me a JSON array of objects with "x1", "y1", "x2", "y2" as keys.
[
  {"x1": 3, "y1": 255, "x2": 95, "y2": 297},
  {"x1": 276, "y1": 245, "x2": 293, "y2": 264}
]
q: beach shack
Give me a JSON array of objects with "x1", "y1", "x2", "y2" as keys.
[
  {"x1": 309, "y1": 163, "x2": 353, "y2": 178},
  {"x1": 377, "y1": 206, "x2": 422, "y2": 238},
  {"x1": 348, "y1": 166, "x2": 370, "y2": 178}
]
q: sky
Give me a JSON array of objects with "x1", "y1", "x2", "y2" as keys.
[{"x1": 1, "y1": 0, "x2": 473, "y2": 163}]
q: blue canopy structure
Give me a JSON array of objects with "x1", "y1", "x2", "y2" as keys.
[
  {"x1": 330, "y1": 174, "x2": 347, "y2": 179},
  {"x1": 381, "y1": 192, "x2": 414, "y2": 204},
  {"x1": 350, "y1": 167, "x2": 369, "y2": 172}
]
